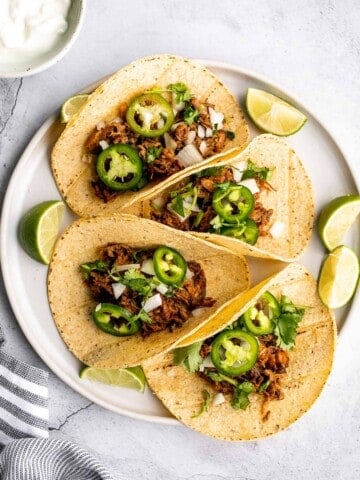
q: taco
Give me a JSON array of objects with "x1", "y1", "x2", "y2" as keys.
[
  {"x1": 47, "y1": 214, "x2": 250, "y2": 368},
  {"x1": 51, "y1": 54, "x2": 249, "y2": 217},
  {"x1": 142, "y1": 263, "x2": 336, "y2": 441},
  {"x1": 128, "y1": 134, "x2": 314, "y2": 262}
]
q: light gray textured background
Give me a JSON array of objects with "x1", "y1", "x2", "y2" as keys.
[{"x1": 1, "y1": 1, "x2": 360, "y2": 478}]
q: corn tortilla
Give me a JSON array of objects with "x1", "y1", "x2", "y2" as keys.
[
  {"x1": 51, "y1": 55, "x2": 249, "y2": 217},
  {"x1": 129, "y1": 134, "x2": 314, "y2": 262},
  {"x1": 47, "y1": 214, "x2": 250, "y2": 368},
  {"x1": 142, "y1": 263, "x2": 336, "y2": 441}
]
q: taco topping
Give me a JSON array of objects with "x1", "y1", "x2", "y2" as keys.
[
  {"x1": 151, "y1": 161, "x2": 274, "y2": 244},
  {"x1": 173, "y1": 292, "x2": 305, "y2": 417},
  {"x1": 81, "y1": 244, "x2": 216, "y2": 338},
  {"x1": 85, "y1": 83, "x2": 235, "y2": 202}
]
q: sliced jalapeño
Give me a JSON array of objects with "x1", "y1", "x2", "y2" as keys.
[
  {"x1": 96, "y1": 144, "x2": 143, "y2": 191},
  {"x1": 153, "y1": 246, "x2": 187, "y2": 286},
  {"x1": 92, "y1": 303, "x2": 141, "y2": 336},
  {"x1": 126, "y1": 93, "x2": 174, "y2": 137},
  {"x1": 212, "y1": 184, "x2": 254, "y2": 223},
  {"x1": 210, "y1": 329, "x2": 259, "y2": 376},
  {"x1": 220, "y1": 218, "x2": 259, "y2": 245},
  {"x1": 243, "y1": 291, "x2": 280, "y2": 336}
]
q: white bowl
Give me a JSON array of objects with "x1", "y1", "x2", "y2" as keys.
[{"x1": 0, "y1": 0, "x2": 86, "y2": 78}]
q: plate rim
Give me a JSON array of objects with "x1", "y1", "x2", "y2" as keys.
[{"x1": 1, "y1": 60, "x2": 358, "y2": 424}]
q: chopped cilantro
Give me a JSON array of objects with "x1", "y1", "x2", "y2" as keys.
[
  {"x1": 226, "y1": 130, "x2": 235, "y2": 140},
  {"x1": 273, "y1": 295, "x2": 305, "y2": 350},
  {"x1": 168, "y1": 83, "x2": 192, "y2": 103},
  {"x1": 146, "y1": 146, "x2": 162, "y2": 163},
  {"x1": 122, "y1": 269, "x2": 154, "y2": 297},
  {"x1": 80, "y1": 260, "x2": 109, "y2": 280},
  {"x1": 192, "y1": 390, "x2": 211, "y2": 418},
  {"x1": 195, "y1": 166, "x2": 224, "y2": 178},
  {"x1": 258, "y1": 379, "x2": 271, "y2": 392},
  {"x1": 205, "y1": 370, "x2": 238, "y2": 387},
  {"x1": 170, "y1": 194, "x2": 185, "y2": 217},
  {"x1": 231, "y1": 381, "x2": 255, "y2": 410},
  {"x1": 132, "y1": 308, "x2": 153, "y2": 324},
  {"x1": 214, "y1": 181, "x2": 231, "y2": 192},
  {"x1": 212, "y1": 123, "x2": 219, "y2": 136},
  {"x1": 242, "y1": 160, "x2": 272, "y2": 181},
  {"x1": 173, "y1": 341, "x2": 203, "y2": 373},
  {"x1": 183, "y1": 104, "x2": 199, "y2": 125}
]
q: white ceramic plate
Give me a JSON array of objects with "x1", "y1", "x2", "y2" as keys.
[{"x1": 1, "y1": 61, "x2": 359, "y2": 425}]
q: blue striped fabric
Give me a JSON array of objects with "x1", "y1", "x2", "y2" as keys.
[{"x1": 0, "y1": 327, "x2": 114, "y2": 478}]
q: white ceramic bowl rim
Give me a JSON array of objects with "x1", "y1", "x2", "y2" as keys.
[{"x1": 0, "y1": 0, "x2": 86, "y2": 78}]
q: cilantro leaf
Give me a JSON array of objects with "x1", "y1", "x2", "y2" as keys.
[
  {"x1": 226, "y1": 130, "x2": 235, "y2": 140},
  {"x1": 122, "y1": 269, "x2": 154, "y2": 296},
  {"x1": 168, "y1": 83, "x2": 192, "y2": 103},
  {"x1": 173, "y1": 342, "x2": 203, "y2": 373},
  {"x1": 80, "y1": 260, "x2": 109, "y2": 280},
  {"x1": 231, "y1": 381, "x2": 255, "y2": 410},
  {"x1": 132, "y1": 308, "x2": 153, "y2": 324},
  {"x1": 273, "y1": 295, "x2": 305, "y2": 350},
  {"x1": 195, "y1": 166, "x2": 224, "y2": 178},
  {"x1": 242, "y1": 160, "x2": 272, "y2": 181},
  {"x1": 183, "y1": 104, "x2": 199, "y2": 125},
  {"x1": 170, "y1": 194, "x2": 185, "y2": 217},
  {"x1": 192, "y1": 390, "x2": 211, "y2": 418},
  {"x1": 205, "y1": 370, "x2": 238, "y2": 387},
  {"x1": 146, "y1": 146, "x2": 162, "y2": 163}
]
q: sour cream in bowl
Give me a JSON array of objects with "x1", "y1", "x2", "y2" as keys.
[{"x1": 0, "y1": 0, "x2": 85, "y2": 78}]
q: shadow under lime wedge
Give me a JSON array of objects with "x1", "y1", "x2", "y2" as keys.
[
  {"x1": 60, "y1": 94, "x2": 89, "y2": 123},
  {"x1": 246, "y1": 88, "x2": 307, "y2": 136},
  {"x1": 18, "y1": 200, "x2": 65, "y2": 265},
  {"x1": 318, "y1": 195, "x2": 360, "y2": 251},
  {"x1": 318, "y1": 245, "x2": 360, "y2": 309},
  {"x1": 79, "y1": 366, "x2": 146, "y2": 393}
]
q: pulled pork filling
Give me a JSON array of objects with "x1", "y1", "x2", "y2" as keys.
[
  {"x1": 82, "y1": 244, "x2": 215, "y2": 337},
  {"x1": 85, "y1": 85, "x2": 233, "y2": 202},
  {"x1": 198, "y1": 334, "x2": 289, "y2": 402},
  {"x1": 151, "y1": 166, "x2": 274, "y2": 239}
]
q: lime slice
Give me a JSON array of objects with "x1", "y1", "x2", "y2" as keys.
[
  {"x1": 18, "y1": 200, "x2": 65, "y2": 264},
  {"x1": 79, "y1": 366, "x2": 146, "y2": 393},
  {"x1": 246, "y1": 88, "x2": 307, "y2": 136},
  {"x1": 318, "y1": 245, "x2": 359, "y2": 309},
  {"x1": 318, "y1": 195, "x2": 360, "y2": 251},
  {"x1": 60, "y1": 94, "x2": 89, "y2": 123}
]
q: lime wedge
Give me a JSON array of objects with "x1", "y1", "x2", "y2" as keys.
[
  {"x1": 79, "y1": 366, "x2": 146, "y2": 393},
  {"x1": 60, "y1": 94, "x2": 89, "y2": 123},
  {"x1": 18, "y1": 200, "x2": 65, "y2": 265},
  {"x1": 246, "y1": 88, "x2": 307, "y2": 136},
  {"x1": 318, "y1": 245, "x2": 359, "y2": 309},
  {"x1": 318, "y1": 195, "x2": 360, "y2": 251}
]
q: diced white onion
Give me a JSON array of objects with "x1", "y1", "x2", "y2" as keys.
[
  {"x1": 95, "y1": 303, "x2": 102, "y2": 312},
  {"x1": 185, "y1": 268, "x2": 194, "y2": 280},
  {"x1": 112, "y1": 283, "x2": 126, "y2": 299},
  {"x1": 191, "y1": 308, "x2": 209, "y2": 318},
  {"x1": 156, "y1": 283, "x2": 169, "y2": 295},
  {"x1": 239, "y1": 178, "x2": 260, "y2": 194},
  {"x1": 197, "y1": 124, "x2": 206, "y2": 138},
  {"x1": 141, "y1": 259, "x2": 155, "y2": 276},
  {"x1": 176, "y1": 144, "x2": 204, "y2": 166},
  {"x1": 99, "y1": 140, "x2": 109, "y2": 150},
  {"x1": 164, "y1": 132, "x2": 177, "y2": 150},
  {"x1": 112, "y1": 116, "x2": 122, "y2": 124},
  {"x1": 205, "y1": 127, "x2": 213, "y2": 138},
  {"x1": 208, "y1": 107, "x2": 224, "y2": 130},
  {"x1": 171, "y1": 122, "x2": 182, "y2": 131},
  {"x1": 96, "y1": 120, "x2": 105, "y2": 130},
  {"x1": 113, "y1": 263, "x2": 140, "y2": 272},
  {"x1": 185, "y1": 130, "x2": 197, "y2": 145},
  {"x1": 199, "y1": 140, "x2": 207, "y2": 155},
  {"x1": 167, "y1": 204, "x2": 189, "y2": 222},
  {"x1": 212, "y1": 393, "x2": 225, "y2": 406},
  {"x1": 157, "y1": 118, "x2": 165, "y2": 129},
  {"x1": 202, "y1": 355, "x2": 215, "y2": 368},
  {"x1": 183, "y1": 196, "x2": 200, "y2": 212},
  {"x1": 82, "y1": 154, "x2": 94, "y2": 164},
  {"x1": 269, "y1": 220, "x2": 286, "y2": 238},
  {"x1": 151, "y1": 196, "x2": 166, "y2": 211},
  {"x1": 143, "y1": 293, "x2": 162, "y2": 312},
  {"x1": 232, "y1": 160, "x2": 248, "y2": 171},
  {"x1": 172, "y1": 100, "x2": 185, "y2": 113}
]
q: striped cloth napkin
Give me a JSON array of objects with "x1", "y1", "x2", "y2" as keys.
[{"x1": 0, "y1": 327, "x2": 115, "y2": 479}]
